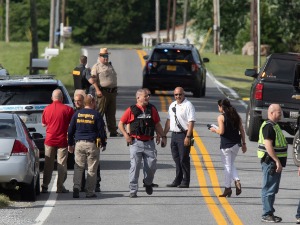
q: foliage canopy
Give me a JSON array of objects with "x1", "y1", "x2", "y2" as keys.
[{"x1": 1, "y1": 0, "x2": 299, "y2": 53}]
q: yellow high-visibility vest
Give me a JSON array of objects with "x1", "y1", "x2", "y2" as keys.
[{"x1": 257, "y1": 121, "x2": 288, "y2": 158}]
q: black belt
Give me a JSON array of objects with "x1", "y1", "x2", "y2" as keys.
[
  {"x1": 100, "y1": 87, "x2": 117, "y2": 93},
  {"x1": 76, "y1": 140, "x2": 95, "y2": 143},
  {"x1": 172, "y1": 131, "x2": 186, "y2": 134}
]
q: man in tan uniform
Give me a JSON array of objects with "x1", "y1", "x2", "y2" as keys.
[{"x1": 91, "y1": 48, "x2": 123, "y2": 137}]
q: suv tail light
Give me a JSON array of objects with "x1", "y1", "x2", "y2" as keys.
[
  {"x1": 255, "y1": 83, "x2": 264, "y2": 100},
  {"x1": 11, "y1": 140, "x2": 28, "y2": 155},
  {"x1": 191, "y1": 63, "x2": 198, "y2": 72}
]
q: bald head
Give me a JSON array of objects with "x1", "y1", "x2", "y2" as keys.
[
  {"x1": 174, "y1": 87, "x2": 185, "y2": 104},
  {"x1": 52, "y1": 89, "x2": 63, "y2": 102},
  {"x1": 268, "y1": 104, "x2": 282, "y2": 122}
]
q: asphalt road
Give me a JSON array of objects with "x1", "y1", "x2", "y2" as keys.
[{"x1": 1, "y1": 48, "x2": 299, "y2": 225}]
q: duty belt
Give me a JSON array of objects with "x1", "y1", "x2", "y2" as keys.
[{"x1": 100, "y1": 87, "x2": 117, "y2": 93}]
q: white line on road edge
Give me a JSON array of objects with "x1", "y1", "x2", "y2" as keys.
[
  {"x1": 34, "y1": 174, "x2": 58, "y2": 225},
  {"x1": 207, "y1": 71, "x2": 247, "y2": 109}
]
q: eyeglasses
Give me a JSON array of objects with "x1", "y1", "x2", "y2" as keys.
[
  {"x1": 174, "y1": 93, "x2": 183, "y2": 96},
  {"x1": 100, "y1": 55, "x2": 109, "y2": 58}
]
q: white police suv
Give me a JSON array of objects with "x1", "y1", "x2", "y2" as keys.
[{"x1": 0, "y1": 75, "x2": 74, "y2": 162}]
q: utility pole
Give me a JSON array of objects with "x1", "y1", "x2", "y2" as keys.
[
  {"x1": 49, "y1": 0, "x2": 55, "y2": 48},
  {"x1": 61, "y1": 0, "x2": 65, "y2": 25},
  {"x1": 166, "y1": 0, "x2": 171, "y2": 42},
  {"x1": 171, "y1": 0, "x2": 176, "y2": 41},
  {"x1": 252, "y1": 0, "x2": 259, "y2": 71},
  {"x1": 182, "y1": 0, "x2": 188, "y2": 39},
  {"x1": 5, "y1": 0, "x2": 9, "y2": 43},
  {"x1": 30, "y1": 0, "x2": 38, "y2": 74},
  {"x1": 213, "y1": 0, "x2": 220, "y2": 54},
  {"x1": 155, "y1": 0, "x2": 160, "y2": 44}
]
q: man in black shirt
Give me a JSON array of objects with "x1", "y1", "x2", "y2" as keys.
[{"x1": 72, "y1": 55, "x2": 93, "y2": 95}]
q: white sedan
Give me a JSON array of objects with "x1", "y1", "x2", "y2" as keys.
[{"x1": 0, "y1": 113, "x2": 41, "y2": 201}]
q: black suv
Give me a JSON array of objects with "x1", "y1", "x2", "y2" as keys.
[
  {"x1": 0, "y1": 75, "x2": 74, "y2": 165},
  {"x1": 142, "y1": 42, "x2": 209, "y2": 97},
  {"x1": 245, "y1": 53, "x2": 300, "y2": 141}
]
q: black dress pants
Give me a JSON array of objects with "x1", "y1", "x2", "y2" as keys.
[{"x1": 170, "y1": 132, "x2": 191, "y2": 185}]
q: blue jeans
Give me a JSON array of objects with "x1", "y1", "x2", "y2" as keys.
[
  {"x1": 261, "y1": 162, "x2": 282, "y2": 217},
  {"x1": 296, "y1": 200, "x2": 300, "y2": 219}
]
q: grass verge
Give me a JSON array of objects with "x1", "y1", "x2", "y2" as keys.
[
  {"x1": 0, "y1": 194, "x2": 10, "y2": 208},
  {"x1": 202, "y1": 52, "x2": 266, "y2": 99},
  {"x1": 0, "y1": 42, "x2": 265, "y2": 98}
]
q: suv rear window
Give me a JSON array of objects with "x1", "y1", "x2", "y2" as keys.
[
  {"x1": 151, "y1": 49, "x2": 193, "y2": 62},
  {"x1": 0, "y1": 85, "x2": 68, "y2": 105},
  {"x1": 261, "y1": 58, "x2": 296, "y2": 83}
]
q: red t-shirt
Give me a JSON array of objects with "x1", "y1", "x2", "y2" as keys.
[
  {"x1": 42, "y1": 101, "x2": 74, "y2": 147},
  {"x1": 120, "y1": 104, "x2": 160, "y2": 141}
]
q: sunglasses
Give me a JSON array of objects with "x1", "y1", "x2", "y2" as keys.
[
  {"x1": 174, "y1": 93, "x2": 183, "y2": 96},
  {"x1": 100, "y1": 55, "x2": 109, "y2": 58}
]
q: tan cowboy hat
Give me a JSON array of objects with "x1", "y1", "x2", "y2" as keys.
[{"x1": 99, "y1": 48, "x2": 110, "y2": 55}]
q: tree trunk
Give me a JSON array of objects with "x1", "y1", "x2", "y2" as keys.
[{"x1": 155, "y1": 0, "x2": 160, "y2": 44}]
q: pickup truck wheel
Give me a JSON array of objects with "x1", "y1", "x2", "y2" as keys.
[
  {"x1": 248, "y1": 110, "x2": 262, "y2": 142},
  {"x1": 292, "y1": 130, "x2": 300, "y2": 166}
]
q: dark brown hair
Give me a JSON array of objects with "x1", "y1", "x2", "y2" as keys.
[{"x1": 218, "y1": 99, "x2": 241, "y2": 129}]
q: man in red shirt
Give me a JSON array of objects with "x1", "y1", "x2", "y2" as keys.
[
  {"x1": 118, "y1": 89, "x2": 166, "y2": 198},
  {"x1": 41, "y1": 89, "x2": 74, "y2": 193}
]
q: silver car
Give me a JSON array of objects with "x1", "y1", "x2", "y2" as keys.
[{"x1": 0, "y1": 113, "x2": 41, "y2": 201}]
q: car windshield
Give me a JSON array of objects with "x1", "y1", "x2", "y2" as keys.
[
  {"x1": 0, "y1": 85, "x2": 67, "y2": 105},
  {"x1": 0, "y1": 119, "x2": 17, "y2": 137},
  {"x1": 151, "y1": 49, "x2": 193, "y2": 62}
]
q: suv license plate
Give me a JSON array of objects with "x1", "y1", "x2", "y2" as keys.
[
  {"x1": 167, "y1": 65, "x2": 176, "y2": 71},
  {"x1": 290, "y1": 111, "x2": 299, "y2": 119}
]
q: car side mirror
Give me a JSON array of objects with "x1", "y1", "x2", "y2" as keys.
[
  {"x1": 143, "y1": 55, "x2": 149, "y2": 60},
  {"x1": 203, "y1": 58, "x2": 209, "y2": 63},
  {"x1": 31, "y1": 132, "x2": 43, "y2": 139},
  {"x1": 245, "y1": 69, "x2": 258, "y2": 78}
]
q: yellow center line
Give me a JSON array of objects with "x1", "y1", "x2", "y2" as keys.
[
  {"x1": 190, "y1": 146, "x2": 228, "y2": 224},
  {"x1": 136, "y1": 50, "x2": 146, "y2": 67},
  {"x1": 193, "y1": 130, "x2": 243, "y2": 225}
]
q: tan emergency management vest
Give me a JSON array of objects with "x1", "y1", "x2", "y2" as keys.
[
  {"x1": 91, "y1": 62, "x2": 117, "y2": 88},
  {"x1": 257, "y1": 121, "x2": 288, "y2": 158}
]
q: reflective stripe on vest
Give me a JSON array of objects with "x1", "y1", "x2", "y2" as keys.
[{"x1": 257, "y1": 121, "x2": 288, "y2": 158}]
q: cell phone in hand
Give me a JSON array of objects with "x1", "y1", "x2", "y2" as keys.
[{"x1": 207, "y1": 124, "x2": 218, "y2": 129}]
